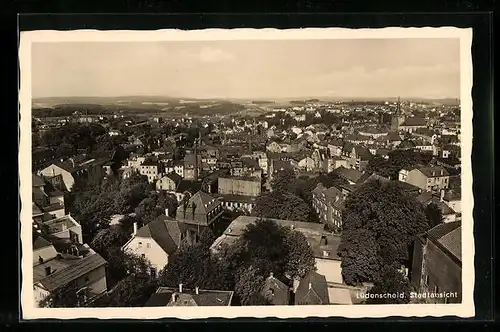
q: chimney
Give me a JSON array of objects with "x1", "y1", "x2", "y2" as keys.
[
  {"x1": 45, "y1": 266, "x2": 51, "y2": 276},
  {"x1": 179, "y1": 283, "x2": 183, "y2": 293},
  {"x1": 308, "y1": 282, "x2": 312, "y2": 290},
  {"x1": 270, "y1": 272, "x2": 274, "y2": 279},
  {"x1": 165, "y1": 208, "x2": 169, "y2": 217},
  {"x1": 171, "y1": 293, "x2": 177, "y2": 303},
  {"x1": 195, "y1": 287, "x2": 199, "y2": 295},
  {"x1": 440, "y1": 189, "x2": 445, "y2": 202},
  {"x1": 133, "y1": 222, "x2": 138, "y2": 236}
]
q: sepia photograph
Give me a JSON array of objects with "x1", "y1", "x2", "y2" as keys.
[{"x1": 19, "y1": 28, "x2": 474, "y2": 319}]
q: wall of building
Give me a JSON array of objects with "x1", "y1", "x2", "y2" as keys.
[
  {"x1": 124, "y1": 237, "x2": 169, "y2": 273},
  {"x1": 33, "y1": 285, "x2": 50, "y2": 307},
  {"x1": 420, "y1": 240, "x2": 462, "y2": 303},
  {"x1": 410, "y1": 239, "x2": 425, "y2": 290},
  {"x1": 74, "y1": 265, "x2": 108, "y2": 295},
  {"x1": 156, "y1": 177, "x2": 176, "y2": 191},
  {"x1": 218, "y1": 177, "x2": 261, "y2": 197},
  {"x1": 50, "y1": 224, "x2": 83, "y2": 244}
]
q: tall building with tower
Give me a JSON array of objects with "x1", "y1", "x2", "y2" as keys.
[{"x1": 391, "y1": 97, "x2": 405, "y2": 131}]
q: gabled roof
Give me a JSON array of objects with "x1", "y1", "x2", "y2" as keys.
[
  {"x1": 386, "y1": 131, "x2": 403, "y2": 142},
  {"x1": 427, "y1": 221, "x2": 461, "y2": 262},
  {"x1": 240, "y1": 157, "x2": 261, "y2": 169},
  {"x1": 401, "y1": 117, "x2": 426, "y2": 127},
  {"x1": 135, "y1": 215, "x2": 186, "y2": 255},
  {"x1": 33, "y1": 231, "x2": 52, "y2": 250},
  {"x1": 261, "y1": 274, "x2": 290, "y2": 305},
  {"x1": 32, "y1": 174, "x2": 46, "y2": 187},
  {"x1": 177, "y1": 191, "x2": 220, "y2": 216},
  {"x1": 295, "y1": 271, "x2": 329, "y2": 305},
  {"x1": 144, "y1": 287, "x2": 234, "y2": 307},
  {"x1": 176, "y1": 180, "x2": 202, "y2": 193},
  {"x1": 35, "y1": 252, "x2": 107, "y2": 292},
  {"x1": 414, "y1": 128, "x2": 437, "y2": 137},
  {"x1": 353, "y1": 146, "x2": 373, "y2": 161},
  {"x1": 334, "y1": 166, "x2": 364, "y2": 183},
  {"x1": 357, "y1": 172, "x2": 389, "y2": 185},
  {"x1": 165, "y1": 171, "x2": 182, "y2": 184},
  {"x1": 417, "y1": 166, "x2": 449, "y2": 178}
]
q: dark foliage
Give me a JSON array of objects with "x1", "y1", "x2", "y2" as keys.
[{"x1": 338, "y1": 180, "x2": 430, "y2": 285}]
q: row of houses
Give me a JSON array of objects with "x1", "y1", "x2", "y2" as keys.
[
  {"x1": 309, "y1": 162, "x2": 459, "y2": 233},
  {"x1": 31, "y1": 174, "x2": 109, "y2": 308}
]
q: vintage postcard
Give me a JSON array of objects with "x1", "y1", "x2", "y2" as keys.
[{"x1": 19, "y1": 27, "x2": 474, "y2": 319}]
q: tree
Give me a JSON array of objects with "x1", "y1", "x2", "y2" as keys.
[
  {"x1": 234, "y1": 265, "x2": 269, "y2": 306},
  {"x1": 284, "y1": 230, "x2": 316, "y2": 280},
  {"x1": 338, "y1": 180, "x2": 430, "y2": 285},
  {"x1": 339, "y1": 227, "x2": 381, "y2": 285},
  {"x1": 113, "y1": 174, "x2": 150, "y2": 214},
  {"x1": 106, "y1": 274, "x2": 158, "y2": 307},
  {"x1": 39, "y1": 282, "x2": 80, "y2": 308},
  {"x1": 69, "y1": 190, "x2": 116, "y2": 242},
  {"x1": 90, "y1": 226, "x2": 130, "y2": 258},
  {"x1": 158, "y1": 241, "x2": 230, "y2": 291},
  {"x1": 241, "y1": 219, "x2": 289, "y2": 277},
  {"x1": 365, "y1": 156, "x2": 390, "y2": 177},
  {"x1": 367, "y1": 150, "x2": 433, "y2": 180},
  {"x1": 315, "y1": 172, "x2": 349, "y2": 189},
  {"x1": 365, "y1": 265, "x2": 412, "y2": 304},
  {"x1": 252, "y1": 192, "x2": 310, "y2": 222},
  {"x1": 425, "y1": 203, "x2": 443, "y2": 228},
  {"x1": 134, "y1": 191, "x2": 178, "y2": 227},
  {"x1": 271, "y1": 169, "x2": 295, "y2": 193},
  {"x1": 104, "y1": 247, "x2": 153, "y2": 288}
]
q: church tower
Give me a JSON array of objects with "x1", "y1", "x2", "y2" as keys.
[{"x1": 390, "y1": 97, "x2": 405, "y2": 131}]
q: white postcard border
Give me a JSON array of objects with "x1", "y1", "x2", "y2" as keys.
[{"x1": 19, "y1": 27, "x2": 474, "y2": 320}]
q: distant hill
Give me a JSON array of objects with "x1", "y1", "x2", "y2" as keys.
[
  {"x1": 251, "y1": 100, "x2": 275, "y2": 105},
  {"x1": 32, "y1": 99, "x2": 246, "y2": 118},
  {"x1": 32, "y1": 95, "x2": 460, "y2": 112}
]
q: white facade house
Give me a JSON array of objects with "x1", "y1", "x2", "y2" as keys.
[{"x1": 122, "y1": 213, "x2": 194, "y2": 277}]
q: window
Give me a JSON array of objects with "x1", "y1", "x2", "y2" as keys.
[
  {"x1": 138, "y1": 242, "x2": 143, "y2": 248},
  {"x1": 142, "y1": 254, "x2": 146, "y2": 258},
  {"x1": 146, "y1": 243, "x2": 151, "y2": 248}
]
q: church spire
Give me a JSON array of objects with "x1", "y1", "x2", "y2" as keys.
[{"x1": 396, "y1": 97, "x2": 401, "y2": 115}]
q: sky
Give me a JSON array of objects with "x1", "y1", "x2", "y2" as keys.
[{"x1": 31, "y1": 38, "x2": 461, "y2": 100}]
